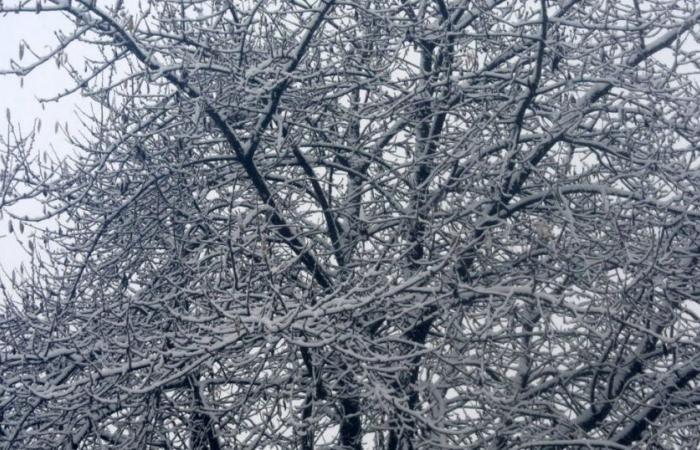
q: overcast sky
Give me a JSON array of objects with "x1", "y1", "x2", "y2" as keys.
[{"x1": 0, "y1": 12, "x2": 90, "y2": 282}]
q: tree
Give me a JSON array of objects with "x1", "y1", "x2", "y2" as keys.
[{"x1": 1, "y1": 0, "x2": 700, "y2": 448}]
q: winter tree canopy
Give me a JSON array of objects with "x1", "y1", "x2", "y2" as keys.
[{"x1": 1, "y1": 0, "x2": 700, "y2": 448}]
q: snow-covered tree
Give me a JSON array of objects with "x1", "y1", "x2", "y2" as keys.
[{"x1": 2, "y1": 0, "x2": 700, "y2": 448}]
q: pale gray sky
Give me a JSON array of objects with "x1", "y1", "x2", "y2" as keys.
[{"x1": 0, "y1": 12, "x2": 90, "y2": 282}]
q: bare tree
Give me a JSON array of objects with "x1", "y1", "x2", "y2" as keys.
[{"x1": 1, "y1": 0, "x2": 700, "y2": 448}]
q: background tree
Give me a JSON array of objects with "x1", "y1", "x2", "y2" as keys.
[{"x1": 1, "y1": 0, "x2": 700, "y2": 448}]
